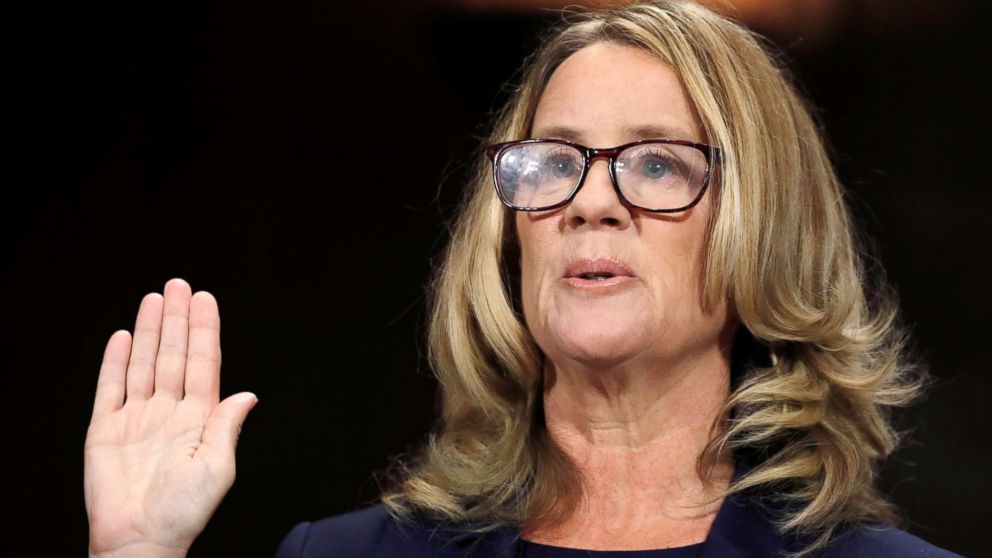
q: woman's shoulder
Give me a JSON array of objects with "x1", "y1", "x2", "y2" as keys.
[
  {"x1": 710, "y1": 487, "x2": 963, "y2": 558},
  {"x1": 274, "y1": 503, "x2": 519, "y2": 558},
  {"x1": 274, "y1": 505, "x2": 391, "y2": 558},
  {"x1": 821, "y1": 523, "x2": 963, "y2": 558}
]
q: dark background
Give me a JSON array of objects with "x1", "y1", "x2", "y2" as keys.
[{"x1": 3, "y1": 1, "x2": 989, "y2": 556}]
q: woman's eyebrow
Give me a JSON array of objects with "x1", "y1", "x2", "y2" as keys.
[{"x1": 531, "y1": 124, "x2": 699, "y2": 143}]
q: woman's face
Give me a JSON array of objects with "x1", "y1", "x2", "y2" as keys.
[{"x1": 517, "y1": 42, "x2": 731, "y2": 370}]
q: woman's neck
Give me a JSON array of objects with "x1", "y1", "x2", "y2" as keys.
[{"x1": 523, "y1": 345, "x2": 735, "y2": 550}]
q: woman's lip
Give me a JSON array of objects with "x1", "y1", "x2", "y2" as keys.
[
  {"x1": 563, "y1": 258, "x2": 636, "y2": 279},
  {"x1": 562, "y1": 275, "x2": 637, "y2": 289}
]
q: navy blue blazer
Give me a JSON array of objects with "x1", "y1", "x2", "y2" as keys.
[{"x1": 275, "y1": 462, "x2": 962, "y2": 558}]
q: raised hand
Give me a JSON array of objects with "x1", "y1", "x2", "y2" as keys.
[{"x1": 84, "y1": 279, "x2": 258, "y2": 558}]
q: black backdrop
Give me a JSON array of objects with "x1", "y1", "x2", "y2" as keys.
[{"x1": 3, "y1": 1, "x2": 989, "y2": 556}]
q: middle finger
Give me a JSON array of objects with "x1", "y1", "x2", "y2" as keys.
[{"x1": 154, "y1": 278, "x2": 192, "y2": 399}]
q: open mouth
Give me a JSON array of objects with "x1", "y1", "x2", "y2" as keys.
[
  {"x1": 579, "y1": 272, "x2": 616, "y2": 280},
  {"x1": 563, "y1": 258, "x2": 636, "y2": 289},
  {"x1": 565, "y1": 258, "x2": 634, "y2": 278}
]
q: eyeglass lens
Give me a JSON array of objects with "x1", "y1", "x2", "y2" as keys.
[{"x1": 496, "y1": 142, "x2": 708, "y2": 210}]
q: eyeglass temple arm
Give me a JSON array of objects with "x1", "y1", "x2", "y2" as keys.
[{"x1": 709, "y1": 145, "x2": 724, "y2": 165}]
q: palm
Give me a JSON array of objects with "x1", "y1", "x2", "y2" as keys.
[
  {"x1": 86, "y1": 397, "x2": 220, "y2": 552},
  {"x1": 84, "y1": 279, "x2": 257, "y2": 557}
]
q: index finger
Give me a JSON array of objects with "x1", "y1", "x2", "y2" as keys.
[{"x1": 92, "y1": 330, "x2": 132, "y2": 418}]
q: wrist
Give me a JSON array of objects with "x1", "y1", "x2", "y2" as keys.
[{"x1": 89, "y1": 541, "x2": 188, "y2": 558}]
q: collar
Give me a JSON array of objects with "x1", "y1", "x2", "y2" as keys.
[{"x1": 441, "y1": 458, "x2": 802, "y2": 558}]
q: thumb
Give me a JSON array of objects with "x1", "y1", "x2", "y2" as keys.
[{"x1": 201, "y1": 392, "x2": 258, "y2": 462}]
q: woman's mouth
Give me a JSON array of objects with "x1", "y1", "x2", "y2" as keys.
[
  {"x1": 562, "y1": 258, "x2": 637, "y2": 290},
  {"x1": 563, "y1": 275, "x2": 636, "y2": 289}
]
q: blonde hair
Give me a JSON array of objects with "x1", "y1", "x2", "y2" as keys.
[{"x1": 381, "y1": 1, "x2": 927, "y2": 556}]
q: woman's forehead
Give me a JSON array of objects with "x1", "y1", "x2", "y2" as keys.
[{"x1": 532, "y1": 42, "x2": 704, "y2": 144}]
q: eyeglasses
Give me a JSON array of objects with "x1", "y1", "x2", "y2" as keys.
[{"x1": 485, "y1": 138, "x2": 722, "y2": 212}]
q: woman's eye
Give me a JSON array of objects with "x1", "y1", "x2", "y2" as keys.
[
  {"x1": 639, "y1": 156, "x2": 672, "y2": 179},
  {"x1": 547, "y1": 155, "x2": 578, "y2": 178}
]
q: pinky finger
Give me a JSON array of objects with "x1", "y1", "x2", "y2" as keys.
[{"x1": 92, "y1": 330, "x2": 132, "y2": 419}]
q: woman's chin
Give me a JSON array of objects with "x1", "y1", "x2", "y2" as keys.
[{"x1": 546, "y1": 322, "x2": 652, "y2": 367}]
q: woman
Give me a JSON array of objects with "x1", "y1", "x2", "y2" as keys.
[{"x1": 83, "y1": 1, "x2": 961, "y2": 557}]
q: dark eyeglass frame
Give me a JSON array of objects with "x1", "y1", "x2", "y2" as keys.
[{"x1": 484, "y1": 138, "x2": 723, "y2": 213}]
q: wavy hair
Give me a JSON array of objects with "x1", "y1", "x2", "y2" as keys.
[{"x1": 381, "y1": 1, "x2": 927, "y2": 556}]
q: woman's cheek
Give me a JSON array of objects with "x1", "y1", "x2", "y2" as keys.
[{"x1": 519, "y1": 256, "x2": 543, "y2": 334}]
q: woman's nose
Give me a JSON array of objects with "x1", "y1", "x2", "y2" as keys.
[{"x1": 563, "y1": 159, "x2": 632, "y2": 230}]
